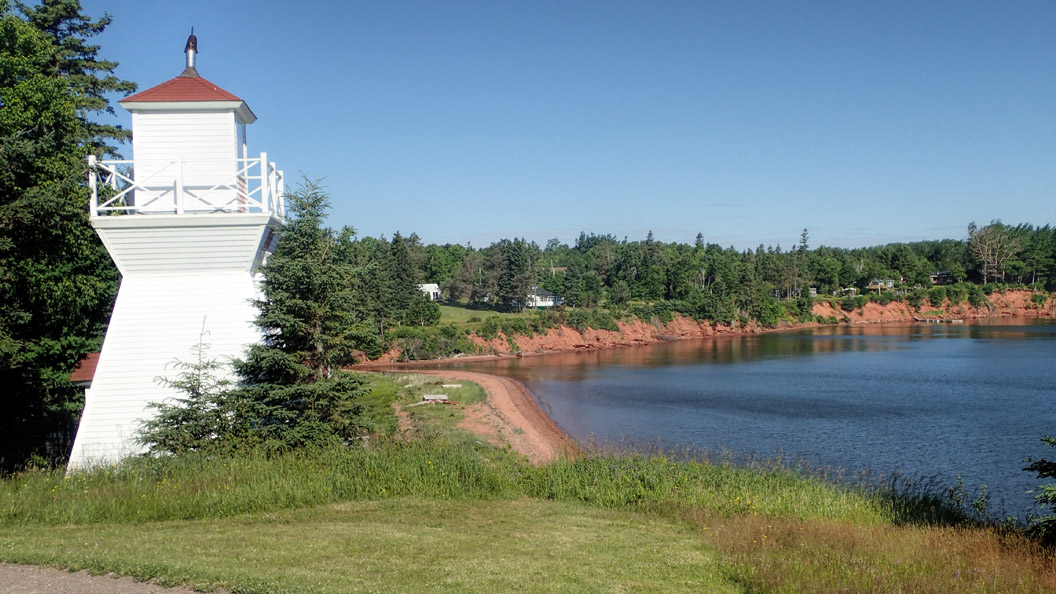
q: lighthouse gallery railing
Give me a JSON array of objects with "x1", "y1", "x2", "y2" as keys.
[{"x1": 88, "y1": 153, "x2": 285, "y2": 221}]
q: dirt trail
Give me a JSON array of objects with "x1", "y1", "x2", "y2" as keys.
[
  {"x1": 409, "y1": 369, "x2": 576, "y2": 464},
  {"x1": 0, "y1": 563, "x2": 209, "y2": 594}
]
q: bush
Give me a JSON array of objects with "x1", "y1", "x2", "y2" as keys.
[
  {"x1": 478, "y1": 316, "x2": 501, "y2": 340},
  {"x1": 533, "y1": 309, "x2": 565, "y2": 331},
  {"x1": 1024, "y1": 436, "x2": 1056, "y2": 545},
  {"x1": 589, "y1": 310, "x2": 619, "y2": 332},
  {"x1": 567, "y1": 309, "x2": 591, "y2": 332},
  {"x1": 390, "y1": 326, "x2": 480, "y2": 361},
  {"x1": 1031, "y1": 293, "x2": 1049, "y2": 307},
  {"x1": 927, "y1": 286, "x2": 947, "y2": 307},
  {"x1": 501, "y1": 318, "x2": 533, "y2": 338},
  {"x1": 968, "y1": 285, "x2": 986, "y2": 307},
  {"x1": 906, "y1": 289, "x2": 926, "y2": 309},
  {"x1": 840, "y1": 295, "x2": 867, "y2": 312},
  {"x1": 757, "y1": 300, "x2": 781, "y2": 328},
  {"x1": 946, "y1": 283, "x2": 969, "y2": 305}
]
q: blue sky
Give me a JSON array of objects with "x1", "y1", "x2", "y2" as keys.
[{"x1": 83, "y1": 0, "x2": 1055, "y2": 250}]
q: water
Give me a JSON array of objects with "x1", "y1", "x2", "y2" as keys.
[{"x1": 446, "y1": 318, "x2": 1056, "y2": 518}]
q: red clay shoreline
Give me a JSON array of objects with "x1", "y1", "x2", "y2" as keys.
[
  {"x1": 356, "y1": 290, "x2": 1052, "y2": 462},
  {"x1": 355, "y1": 289, "x2": 1053, "y2": 371}
]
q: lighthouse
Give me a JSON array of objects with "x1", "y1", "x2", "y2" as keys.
[{"x1": 68, "y1": 34, "x2": 285, "y2": 469}]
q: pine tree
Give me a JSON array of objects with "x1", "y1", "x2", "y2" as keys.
[
  {"x1": 233, "y1": 179, "x2": 375, "y2": 449},
  {"x1": 16, "y1": 0, "x2": 136, "y2": 155}
]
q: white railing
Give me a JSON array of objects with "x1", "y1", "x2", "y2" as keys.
[{"x1": 88, "y1": 153, "x2": 285, "y2": 221}]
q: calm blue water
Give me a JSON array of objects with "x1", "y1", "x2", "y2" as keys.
[{"x1": 448, "y1": 318, "x2": 1056, "y2": 518}]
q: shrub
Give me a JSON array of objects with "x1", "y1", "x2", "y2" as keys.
[
  {"x1": 840, "y1": 295, "x2": 866, "y2": 312},
  {"x1": 968, "y1": 285, "x2": 986, "y2": 307},
  {"x1": 927, "y1": 286, "x2": 947, "y2": 307},
  {"x1": 567, "y1": 309, "x2": 591, "y2": 332},
  {"x1": 946, "y1": 283, "x2": 969, "y2": 305},
  {"x1": 1024, "y1": 436, "x2": 1056, "y2": 545},
  {"x1": 478, "y1": 316, "x2": 501, "y2": 340},
  {"x1": 906, "y1": 289, "x2": 926, "y2": 309},
  {"x1": 589, "y1": 310, "x2": 619, "y2": 332},
  {"x1": 1031, "y1": 293, "x2": 1048, "y2": 307},
  {"x1": 501, "y1": 317, "x2": 533, "y2": 338}
]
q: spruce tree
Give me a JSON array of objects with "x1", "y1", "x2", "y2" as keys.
[
  {"x1": 16, "y1": 0, "x2": 136, "y2": 155},
  {"x1": 233, "y1": 179, "x2": 376, "y2": 449}
]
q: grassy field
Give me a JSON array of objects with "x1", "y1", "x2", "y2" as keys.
[
  {"x1": 1, "y1": 374, "x2": 1053, "y2": 593},
  {"x1": 437, "y1": 303, "x2": 523, "y2": 325}
]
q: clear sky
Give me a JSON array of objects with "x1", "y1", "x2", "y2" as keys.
[{"x1": 82, "y1": 0, "x2": 1055, "y2": 250}]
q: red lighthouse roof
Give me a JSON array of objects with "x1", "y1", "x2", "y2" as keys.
[
  {"x1": 119, "y1": 32, "x2": 256, "y2": 123},
  {"x1": 121, "y1": 75, "x2": 243, "y2": 103}
]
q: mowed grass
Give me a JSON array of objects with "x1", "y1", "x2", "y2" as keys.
[
  {"x1": 0, "y1": 498, "x2": 731, "y2": 594},
  {"x1": 437, "y1": 303, "x2": 523, "y2": 325}
]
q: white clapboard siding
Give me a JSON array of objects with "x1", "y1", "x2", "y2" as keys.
[
  {"x1": 130, "y1": 110, "x2": 238, "y2": 212},
  {"x1": 68, "y1": 273, "x2": 262, "y2": 468},
  {"x1": 93, "y1": 213, "x2": 277, "y2": 276},
  {"x1": 67, "y1": 215, "x2": 281, "y2": 470}
]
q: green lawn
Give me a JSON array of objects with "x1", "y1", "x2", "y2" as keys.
[
  {"x1": 0, "y1": 498, "x2": 733, "y2": 594},
  {"x1": 437, "y1": 303, "x2": 524, "y2": 325}
]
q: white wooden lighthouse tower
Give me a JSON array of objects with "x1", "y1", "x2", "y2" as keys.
[{"x1": 68, "y1": 35, "x2": 285, "y2": 469}]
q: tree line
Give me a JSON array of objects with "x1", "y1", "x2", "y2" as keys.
[{"x1": 397, "y1": 222, "x2": 1055, "y2": 316}]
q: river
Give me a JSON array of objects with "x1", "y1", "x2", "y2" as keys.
[{"x1": 446, "y1": 317, "x2": 1056, "y2": 518}]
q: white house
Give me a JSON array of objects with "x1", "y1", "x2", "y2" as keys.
[
  {"x1": 525, "y1": 287, "x2": 562, "y2": 309},
  {"x1": 68, "y1": 34, "x2": 284, "y2": 469},
  {"x1": 419, "y1": 283, "x2": 441, "y2": 301}
]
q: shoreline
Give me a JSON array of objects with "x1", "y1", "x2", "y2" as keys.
[
  {"x1": 393, "y1": 369, "x2": 576, "y2": 465},
  {"x1": 359, "y1": 301, "x2": 1052, "y2": 463},
  {"x1": 355, "y1": 290, "x2": 1053, "y2": 371}
]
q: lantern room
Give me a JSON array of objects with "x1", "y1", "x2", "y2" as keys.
[{"x1": 89, "y1": 32, "x2": 284, "y2": 219}]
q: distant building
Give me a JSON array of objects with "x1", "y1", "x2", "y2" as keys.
[
  {"x1": 929, "y1": 271, "x2": 953, "y2": 285},
  {"x1": 419, "y1": 283, "x2": 441, "y2": 301},
  {"x1": 525, "y1": 287, "x2": 562, "y2": 309},
  {"x1": 866, "y1": 278, "x2": 899, "y2": 292}
]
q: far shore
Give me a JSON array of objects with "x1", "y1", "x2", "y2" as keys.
[{"x1": 355, "y1": 292, "x2": 1052, "y2": 462}]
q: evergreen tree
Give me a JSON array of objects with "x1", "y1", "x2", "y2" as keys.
[
  {"x1": 0, "y1": 3, "x2": 125, "y2": 469},
  {"x1": 233, "y1": 179, "x2": 373, "y2": 449},
  {"x1": 137, "y1": 333, "x2": 248, "y2": 455},
  {"x1": 16, "y1": 0, "x2": 136, "y2": 155},
  {"x1": 496, "y1": 238, "x2": 533, "y2": 311}
]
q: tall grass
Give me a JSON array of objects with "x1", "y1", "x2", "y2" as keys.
[{"x1": 2, "y1": 443, "x2": 957, "y2": 528}]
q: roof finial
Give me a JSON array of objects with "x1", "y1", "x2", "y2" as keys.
[{"x1": 181, "y1": 28, "x2": 199, "y2": 78}]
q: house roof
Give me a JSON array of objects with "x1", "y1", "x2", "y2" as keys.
[
  {"x1": 532, "y1": 288, "x2": 558, "y2": 298},
  {"x1": 70, "y1": 352, "x2": 100, "y2": 386}
]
